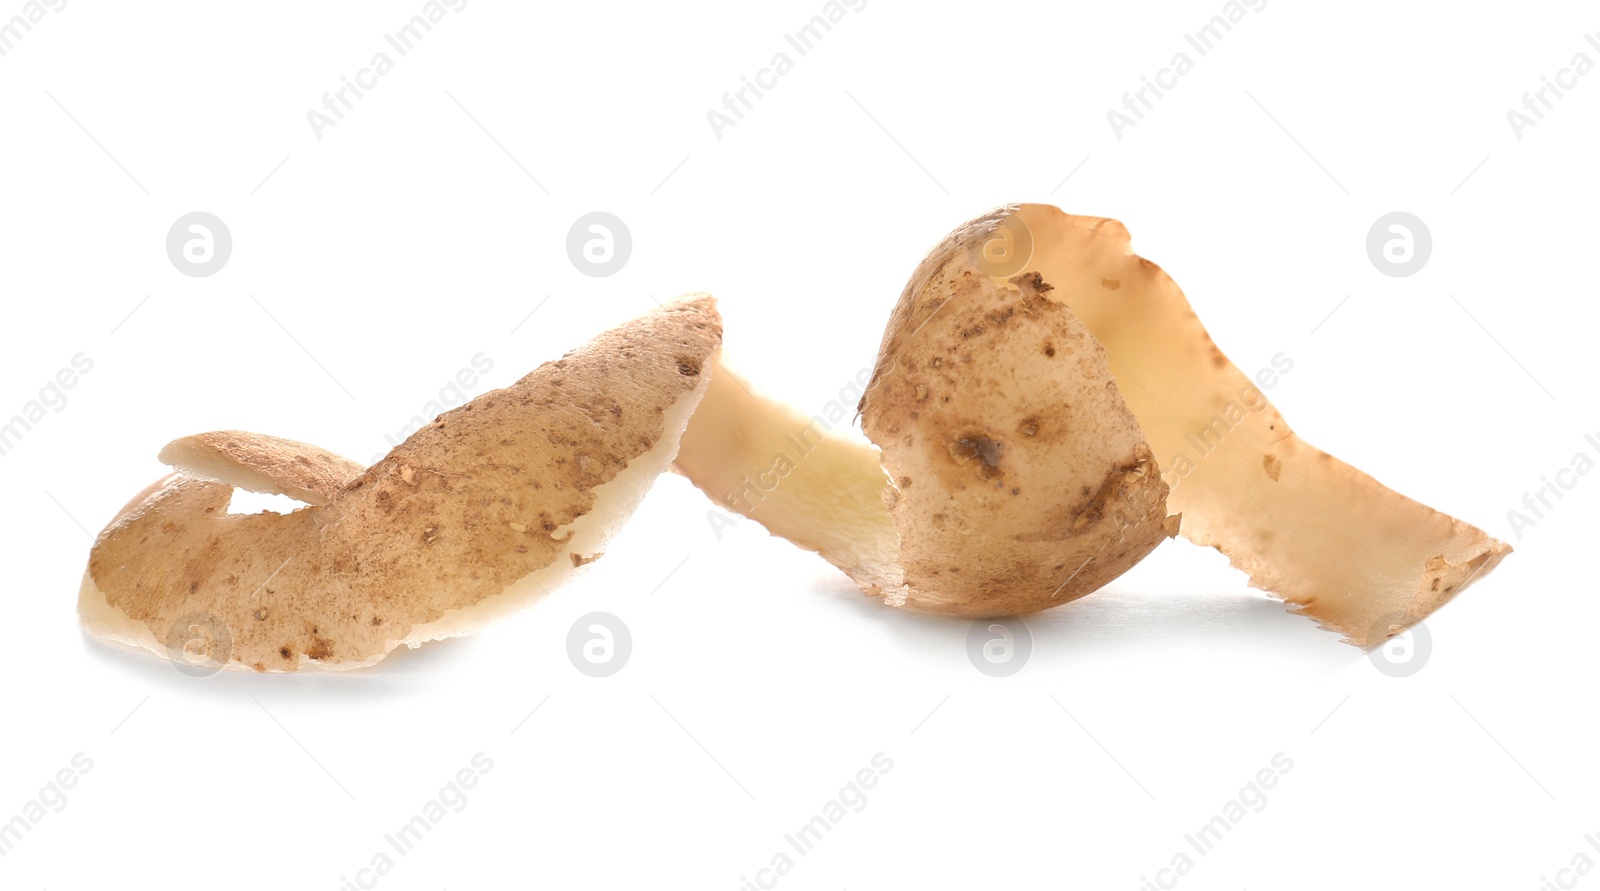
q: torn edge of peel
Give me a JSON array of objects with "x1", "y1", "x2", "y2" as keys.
[{"x1": 1293, "y1": 542, "x2": 1511, "y2": 649}]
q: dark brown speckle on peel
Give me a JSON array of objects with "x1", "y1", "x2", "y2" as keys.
[
  {"x1": 1263, "y1": 454, "x2": 1282, "y2": 482},
  {"x1": 948, "y1": 428, "x2": 1004, "y2": 480}
]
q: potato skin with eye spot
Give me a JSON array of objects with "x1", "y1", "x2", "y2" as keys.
[
  {"x1": 80, "y1": 296, "x2": 723, "y2": 671},
  {"x1": 860, "y1": 254, "x2": 1175, "y2": 617}
]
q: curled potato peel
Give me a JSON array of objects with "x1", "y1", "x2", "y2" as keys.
[
  {"x1": 80, "y1": 296, "x2": 723, "y2": 671},
  {"x1": 78, "y1": 208, "x2": 1510, "y2": 663},
  {"x1": 991, "y1": 205, "x2": 1509, "y2": 645},
  {"x1": 678, "y1": 218, "x2": 1178, "y2": 618},
  {"x1": 677, "y1": 206, "x2": 1509, "y2": 646}
]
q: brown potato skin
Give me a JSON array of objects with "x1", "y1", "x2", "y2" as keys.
[
  {"x1": 86, "y1": 297, "x2": 722, "y2": 671},
  {"x1": 1003, "y1": 204, "x2": 1509, "y2": 645},
  {"x1": 860, "y1": 249, "x2": 1173, "y2": 617}
]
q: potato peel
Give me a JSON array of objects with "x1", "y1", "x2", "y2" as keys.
[
  {"x1": 677, "y1": 206, "x2": 1509, "y2": 646},
  {"x1": 858, "y1": 259, "x2": 1175, "y2": 616},
  {"x1": 674, "y1": 363, "x2": 903, "y2": 595},
  {"x1": 678, "y1": 245, "x2": 1176, "y2": 617},
  {"x1": 986, "y1": 204, "x2": 1509, "y2": 646},
  {"x1": 80, "y1": 295, "x2": 723, "y2": 671}
]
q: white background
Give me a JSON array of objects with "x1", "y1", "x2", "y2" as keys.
[{"x1": 1, "y1": 1, "x2": 1595, "y2": 888}]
